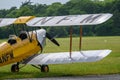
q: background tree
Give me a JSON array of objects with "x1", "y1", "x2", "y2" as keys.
[{"x1": 0, "y1": 0, "x2": 119, "y2": 38}]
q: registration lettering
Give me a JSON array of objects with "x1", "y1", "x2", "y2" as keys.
[
  {"x1": 80, "y1": 14, "x2": 102, "y2": 23},
  {"x1": 56, "y1": 15, "x2": 77, "y2": 24},
  {"x1": 29, "y1": 14, "x2": 105, "y2": 26},
  {"x1": 33, "y1": 17, "x2": 54, "y2": 25},
  {"x1": 0, "y1": 51, "x2": 14, "y2": 63}
]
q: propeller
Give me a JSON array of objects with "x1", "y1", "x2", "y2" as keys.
[{"x1": 46, "y1": 33, "x2": 60, "y2": 46}]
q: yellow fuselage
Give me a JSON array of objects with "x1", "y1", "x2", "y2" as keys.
[{"x1": 0, "y1": 33, "x2": 41, "y2": 66}]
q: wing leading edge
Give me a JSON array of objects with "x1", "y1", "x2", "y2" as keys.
[{"x1": 24, "y1": 50, "x2": 111, "y2": 65}]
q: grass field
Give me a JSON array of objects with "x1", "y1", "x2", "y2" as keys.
[{"x1": 0, "y1": 36, "x2": 120, "y2": 79}]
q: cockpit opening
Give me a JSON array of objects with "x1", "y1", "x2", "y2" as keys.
[
  {"x1": 8, "y1": 35, "x2": 17, "y2": 45},
  {"x1": 19, "y1": 31, "x2": 28, "y2": 40}
]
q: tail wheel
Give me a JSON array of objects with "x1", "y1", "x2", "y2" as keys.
[
  {"x1": 11, "y1": 64, "x2": 19, "y2": 72},
  {"x1": 41, "y1": 65, "x2": 49, "y2": 72}
]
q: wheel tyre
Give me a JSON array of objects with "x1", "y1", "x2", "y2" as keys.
[
  {"x1": 11, "y1": 64, "x2": 19, "y2": 72},
  {"x1": 41, "y1": 65, "x2": 49, "y2": 72}
]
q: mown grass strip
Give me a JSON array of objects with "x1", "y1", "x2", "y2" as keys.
[{"x1": 0, "y1": 36, "x2": 120, "y2": 79}]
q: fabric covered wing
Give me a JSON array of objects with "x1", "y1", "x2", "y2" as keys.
[
  {"x1": 25, "y1": 50, "x2": 111, "y2": 65},
  {"x1": 0, "y1": 18, "x2": 17, "y2": 27},
  {"x1": 26, "y1": 13, "x2": 112, "y2": 27}
]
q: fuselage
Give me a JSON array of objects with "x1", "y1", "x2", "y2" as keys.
[{"x1": 0, "y1": 29, "x2": 46, "y2": 67}]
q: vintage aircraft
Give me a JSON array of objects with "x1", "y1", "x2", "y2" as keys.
[{"x1": 0, "y1": 13, "x2": 112, "y2": 72}]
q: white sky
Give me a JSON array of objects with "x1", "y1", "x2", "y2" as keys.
[{"x1": 0, "y1": 0, "x2": 70, "y2": 9}]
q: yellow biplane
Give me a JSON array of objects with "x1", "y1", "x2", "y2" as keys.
[{"x1": 0, "y1": 13, "x2": 112, "y2": 72}]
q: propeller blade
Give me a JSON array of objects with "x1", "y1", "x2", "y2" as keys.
[{"x1": 46, "y1": 33, "x2": 60, "y2": 46}]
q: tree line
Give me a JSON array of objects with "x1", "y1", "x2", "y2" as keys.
[{"x1": 0, "y1": 0, "x2": 120, "y2": 38}]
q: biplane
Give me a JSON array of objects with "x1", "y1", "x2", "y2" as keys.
[{"x1": 0, "y1": 13, "x2": 112, "y2": 72}]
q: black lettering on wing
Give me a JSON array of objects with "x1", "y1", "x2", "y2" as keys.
[
  {"x1": 56, "y1": 15, "x2": 77, "y2": 24},
  {"x1": 80, "y1": 14, "x2": 102, "y2": 23},
  {"x1": 56, "y1": 16, "x2": 70, "y2": 24},
  {"x1": 33, "y1": 17, "x2": 54, "y2": 25}
]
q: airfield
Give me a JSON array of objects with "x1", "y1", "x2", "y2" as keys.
[{"x1": 0, "y1": 36, "x2": 120, "y2": 79}]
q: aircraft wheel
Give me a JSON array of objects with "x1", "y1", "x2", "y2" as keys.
[
  {"x1": 11, "y1": 64, "x2": 19, "y2": 72},
  {"x1": 41, "y1": 65, "x2": 49, "y2": 72}
]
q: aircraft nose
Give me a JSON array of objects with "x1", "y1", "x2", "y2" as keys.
[{"x1": 36, "y1": 29, "x2": 46, "y2": 48}]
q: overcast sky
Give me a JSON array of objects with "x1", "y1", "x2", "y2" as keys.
[{"x1": 0, "y1": 0, "x2": 70, "y2": 9}]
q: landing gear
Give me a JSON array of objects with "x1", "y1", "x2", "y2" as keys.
[
  {"x1": 41, "y1": 65, "x2": 49, "y2": 72},
  {"x1": 11, "y1": 64, "x2": 19, "y2": 72},
  {"x1": 11, "y1": 63, "x2": 49, "y2": 73},
  {"x1": 31, "y1": 64, "x2": 49, "y2": 72}
]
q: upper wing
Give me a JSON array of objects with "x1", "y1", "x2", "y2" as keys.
[
  {"x1": 0, "y1": 18, "x2": 16, "y2": 27},
  {"x1": 23, "y1": 50, "x2": 111, "y2": 65},
  {"x1": 26, "y1": 13, "x2": 113, "y2": 27},
  {"x1": 0, "y1": 13, "x2": 112, "y2": 27}
]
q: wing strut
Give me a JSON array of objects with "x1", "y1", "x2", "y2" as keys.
[
  {"x1": 79, "y1": 25, "x2": 82, "y2": 51},
  {"x1": 69, "y1": 26, "x2": 73, "y2": 58},
  {"x1": 69, "y1": 26, "x2": 83, "y2": 58}
]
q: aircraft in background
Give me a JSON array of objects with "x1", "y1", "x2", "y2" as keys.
[{"x1": 0, "y1": 13, "x2": 112, "y2": 72}]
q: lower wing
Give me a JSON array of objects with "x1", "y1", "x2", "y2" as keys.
[{"x1": 23, "y1": 50, "x2": 111, "y2": 65}]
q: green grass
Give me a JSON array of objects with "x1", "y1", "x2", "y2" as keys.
[{"x1": 0, "y1": 36, "x2": 120, "y2": 79}]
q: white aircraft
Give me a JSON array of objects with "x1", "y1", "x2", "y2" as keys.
[{"x1": 0, "y1": 13, "x2": 112, "y2": 72}]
